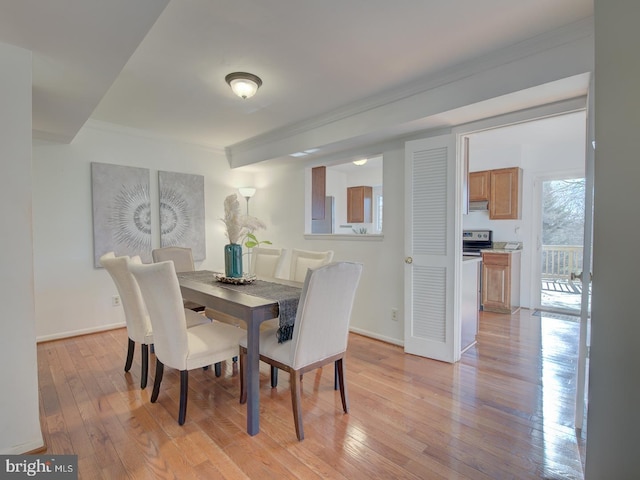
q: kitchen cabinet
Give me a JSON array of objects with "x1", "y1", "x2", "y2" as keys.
[
  {"x1": 311, "y1": 166, "x2": 326, "y2": 220},
  {"x1": 489, "y1": 167, "x2": 522, "y2": 220},
  {"x1": 347, "y1": 186, "x2": 372, "y2": 223},
  {"x1": 468, "y1": 167, "x2": 522, "y2": 219},
  {"x1": 482, "y1": 250, "x2": 521, "y2": 314},
  {"x1": 469, "y1": 170, "x2": 490, "y2": 202}
]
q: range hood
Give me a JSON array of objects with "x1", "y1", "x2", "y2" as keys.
[{"x1": 468, "y1": 200, "x2": 489, "y2": 212}]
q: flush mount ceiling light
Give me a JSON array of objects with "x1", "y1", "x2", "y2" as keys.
[
  {"x1": 289, "y1": 148, "x2": 320, "y2": 158},
  {"x1": 225, "y1": 72, "x2": 262, "y2": 99},
  {"x1": 353, "y1": 159, "x2": 368, "y2": 166}
]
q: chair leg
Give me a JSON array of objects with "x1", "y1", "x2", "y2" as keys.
[
  {"x1": 124, "y1": 338, "x2": 135, "y2": 372},
  {"x1": 150, "y1": 358, "x2": 164, "y2": 403},
  {"x1": 239, "y1": 347, "x2": 247, "y2": 404},
  {"x1": 178, "y1": 370, "x2": 189, "y2": 425},
  {"x1": 140, "y1": 344, "x2": 149, "y2": 389},
  {"x1": 271, "y1": 366, "x2": 278, "y2": 388},
  {"x1": 214, "y1": 362, "x2": 222, "y2": 377},
  {"x1": 336, "y1": 358, "x2": 349, "y2": 413},
  {"x1": 290, "y1": 368, "x2": 304, "y2": 441},
  {"x1": 334, "y1": 361, "x2": 338, "y2": 390}
]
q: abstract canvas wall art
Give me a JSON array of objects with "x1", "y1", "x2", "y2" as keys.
[
  {"x1": 158, "y1": 171, "x2": 206, "y2": 261},
  {"x1": 91, "y1": 163, "x2": 152, "y2": 267}
]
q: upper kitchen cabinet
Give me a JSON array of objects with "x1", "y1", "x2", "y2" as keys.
[
  {"x1": 311, "y1": 166, "x2": 326, "y2": 220},
  {"x1": 347, "y1": 185, "x2": 372, "y2": 223},
  {"x1": 489, "y1": 167, "x2": 522, "y2": 220},
  {"x1": 469, "y1": 170, "x2": 491, "y2": 201}
]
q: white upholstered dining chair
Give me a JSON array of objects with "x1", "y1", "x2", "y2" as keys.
[
  {"x1": 152, "y1": 246, "x2": 204, "y2": 311},
  {"x1": 266, "y1": 248, "x2": 335, "y2": 389},
  {"x1": 130, "y1": 260, "x2": 245, "y2": 425},
  {"x1": 288, "y1": 248, "x2": 334, "y2": 282},
  {"x1": 100, "y1": 252, "x2": 211, "y2": 389},
  {"x1": 151, "y1": 246, "x2": 195, "y2": 272},
  {"x1": 100, "y1": 252, "x2": 153, "y2": 389},
  {"x1": 249, "y1": 246, "x2": 287, "y2": 278},
  {"x1": 239, "y1": 261, "x2": 363, "y2": 440}
]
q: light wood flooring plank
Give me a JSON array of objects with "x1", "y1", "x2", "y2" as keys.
[{"x1": 35, "y1": 309, "x2": 585, "y2": 479}]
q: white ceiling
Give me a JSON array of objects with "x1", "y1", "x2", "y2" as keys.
[{"x1": 0, "y1": 0, "x2": 593, "y2": 165}]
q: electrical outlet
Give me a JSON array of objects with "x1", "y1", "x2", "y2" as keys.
[
  {"x1": 391, "y1": 308, "x2": 398, "y2": 322},
  {"x1": 112, "y1": 295, "x2": 121, "y2": 307}
]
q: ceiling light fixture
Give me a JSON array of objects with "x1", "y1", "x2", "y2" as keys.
[
  {"x1": 353, "y1": 159, "x2": 368, "y2": 166},
  {"x1": 225, "y1": 72, "x2": 262, "y2": 99}
]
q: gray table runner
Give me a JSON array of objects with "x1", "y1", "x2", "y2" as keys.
[{"x1": 178, "y1": 271, "x2": 301, "y2": 342}]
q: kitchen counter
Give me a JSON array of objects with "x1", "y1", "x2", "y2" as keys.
[
  {"x1": 480, "y1": 248, "x2": 522, "y2": 254},
  {"x1": 463, "y1": 255, "x2": 482, "y2": 262}
]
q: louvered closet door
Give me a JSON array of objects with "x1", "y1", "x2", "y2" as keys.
[{"x1": 404, "y1": 135, "x2": 456, "y2": 362}]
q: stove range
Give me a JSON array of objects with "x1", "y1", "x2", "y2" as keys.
[{"x1": 463, "y1": 230, "x2": 493, "y2": 256}]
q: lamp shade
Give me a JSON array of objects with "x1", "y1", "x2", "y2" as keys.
[
  {"x1": 225, "y1": 72, "x2": 262, "y2": 99},
  {"x1": 238, "y1": 187, "x2": 256, "y2": 198}
]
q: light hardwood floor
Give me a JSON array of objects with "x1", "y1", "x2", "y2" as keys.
[{"x1": 37, "y1": 308, "x2": 586, "y2": 479}]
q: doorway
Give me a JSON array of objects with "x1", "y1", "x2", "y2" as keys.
[{"x1": 539, "y1": 177, "x2": 587, "y2": 315}]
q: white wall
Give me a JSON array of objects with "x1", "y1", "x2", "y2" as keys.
[
  {"x1": 586, "y1": 1, "x2": 640, "y2": 477},
  {"x1": 0, "y1": 42, "x2": 44, "y2": 454},
  {"x1": 33, "y1": 122, "x2": 254, "y2": 340},
  {"x1": 463, "y1": 114, "x2": 586, "y2": 308},
  {"x1": 32, "y1": 123, "x2": 406, "y2": 345},
  {"x1": 249, "y1": 149, "x2": 406, "y2": 344}
]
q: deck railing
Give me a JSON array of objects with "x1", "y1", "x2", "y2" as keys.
[{"x1": 541, "y1": 245, "x2": 583, "y2": 281}]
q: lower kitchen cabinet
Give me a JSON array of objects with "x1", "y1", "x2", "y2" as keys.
[{"x1": 482, "y1": 250, "x2": 521, "y2": 314}]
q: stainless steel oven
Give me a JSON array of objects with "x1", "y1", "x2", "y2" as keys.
[
  {"x1": 463, "y1": 230, "x2": 492, "y2": 310},
  {"x1": 463, "y1": 230, "x2": 493, "y2": 256}
]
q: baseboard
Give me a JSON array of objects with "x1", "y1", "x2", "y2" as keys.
[
  {"x1": 349, "y1": 327, "x2": 404, "y2": 347},
  {"x1": 1, "y1": 438, "x2": 45, "y2": 455},
  {"x1": 36, "y1": 322, "x2": 125, "y2": 343}
]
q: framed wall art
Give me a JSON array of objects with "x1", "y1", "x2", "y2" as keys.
[
  {"x1": 158, "y1": 171, "x2": 206, "y2": 261},
  {"x1": 91, "y1": 162, "x2": 152, "y2": 267}
]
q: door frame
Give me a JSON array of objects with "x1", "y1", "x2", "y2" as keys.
[
  {"x1": 453, "y1": 94, "x2": 593, "y2": 432},
  {"x1": 531, "y1": 169, "x2": 586, "y2": 314}
]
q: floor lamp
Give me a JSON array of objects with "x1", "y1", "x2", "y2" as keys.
[
  {"x1": 238, "y1": 187, "x2": 256, "y2": 215},
  {"x1": 238, "y1": 187, "x2": 257, "y2": 274}
]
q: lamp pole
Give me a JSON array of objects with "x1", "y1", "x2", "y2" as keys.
[{"x1": 238, "y1": 187, "x2": 256, "y2": 215}]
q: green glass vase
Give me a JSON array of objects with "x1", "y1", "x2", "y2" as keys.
[{"x1": 224, "y1": 243, "x2": 243, "y2": 278}]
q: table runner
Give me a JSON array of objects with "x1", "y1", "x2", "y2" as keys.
[{"x1": 178, "y1": 271, "x2": 301, "y2": 342}]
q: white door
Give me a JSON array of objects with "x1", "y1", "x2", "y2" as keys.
[
  {"x1": 404, "y1": 134, "x2": 459, "y2": 363},
  {"x1": 575, "y1": 79, "x2": 595, "y2": 431}
]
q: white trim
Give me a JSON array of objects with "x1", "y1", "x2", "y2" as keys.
[
  {"x1": 349, "y1": 327, "x2": 404, "y2": 347},
  {"x1": 228, "y1": 19, "x2": 593, "y2": 158},
  {"x1": 1, "y1": 440, "x2": 46, "y2": 455},
  {"x1": 36, "y1": 321, "x2": 125, "y2": 343},
  {"x1": 304, "y1": 234, "x2": 384, "y2": 242},
  {"x1": 452, "y1": 96, "x2": 587, "y2": 137},
  {"x1": 83, "y1": 119, "x2": 226, "y2": 155}
]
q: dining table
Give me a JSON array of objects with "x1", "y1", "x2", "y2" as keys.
[{"x1": 177, "y1": 270, "x2": 302, "y2": 436}]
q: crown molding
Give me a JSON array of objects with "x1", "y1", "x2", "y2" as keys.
[
  {"x1": 227, "y1": 18, "x2": 593, "y2": 160},
  {"x1": 82, "y1": 119, "x2": 226, "y2": 155}
]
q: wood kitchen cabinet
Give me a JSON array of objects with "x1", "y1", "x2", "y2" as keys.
[
  {"x1": 469, "y1": 170, "x2": 490, "y2": 201},
  {"x1": 311, "y1": 166, "x2": 326, "y2": 220},
  {"x1": 347, "y1": 186, "x2": 372, "y2": 223},
  {"x1": 482, "y1": 250, "x2": 521, "y2": 314},
  {"x1": 489, "y1": 167, "x2": 522, "y2": 220}
]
